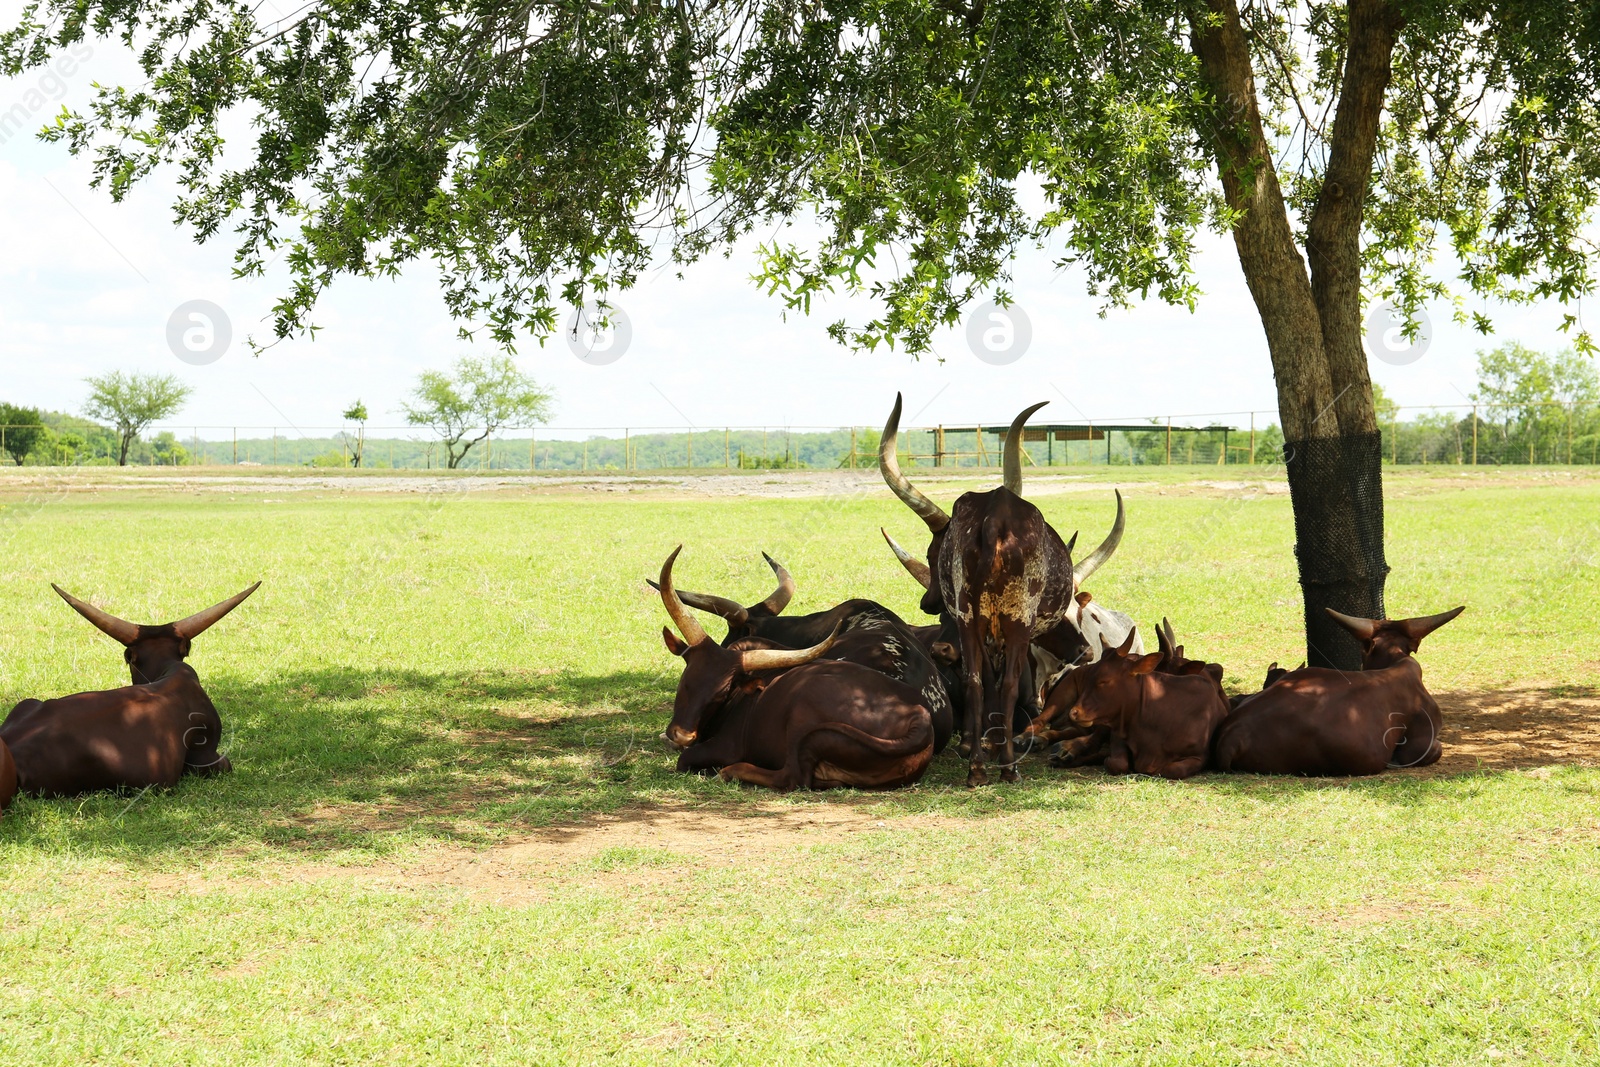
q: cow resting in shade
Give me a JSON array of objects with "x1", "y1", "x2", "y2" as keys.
[
  {"x1": 1213, "y1": 607, "x2": 1464, "y2": 776},
  {"x1": 657, "y1": 548, "x2": 935, "y2": 791},
  {"x1": 646, "y1": 552, "x2": 917, "y2": 666},
  {"x1": 0, "y1": 583, "x2": 258, "y2": 797},
  {"x1": 1059, "y1": 631, "x2": 1229, "y2": 780}
]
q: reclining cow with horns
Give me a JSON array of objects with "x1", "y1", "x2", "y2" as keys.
[
  {"x1": 877, "y1": 395, "x2": 1133, "y2": 785},
  {"x1": 0, "y1": 582, "x2": 258, "y2": 797},
  {"x1": 647, "y1": 551, "x2": 905, "y2": 650},
  {"x1": 657, "y1": 548, "x2": 937, "y2": 791}
]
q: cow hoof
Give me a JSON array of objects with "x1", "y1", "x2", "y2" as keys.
[
  {"x1": 1000, "y1": 767, "x2": 1020, "y2": 784},
  {"x1": 966, "y1": 769, "x2": 989, "y2": 788}
]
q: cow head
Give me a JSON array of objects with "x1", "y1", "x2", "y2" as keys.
[
  {"x1": 878, "y1": 393, "x2": 1125, "y2": 613},
  {"x1": 645, "y1": 552, "x2": 794, "y2": 643},
  {"x1": 53, "y1": 582, "x2": 261, "y2": 684},
  {"x1": 1325, "y1": 606, "x2": 1465, "y2": 670},
  {"x1": 1066, "y1": 631, "x2": 1163, "y2": 730},
  {"x1": 657, "y1": 546, "x2": 837, "y2": 748}
]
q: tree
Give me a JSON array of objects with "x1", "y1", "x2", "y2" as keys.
[
  {"x1": 0, "y1": 403, "x2": 45, "y2": 465},
  {"x1": 8, "y1": 1, "x2": 1599, "y2": 664},
  {"x1": 402, "y1": 356, "x2": 553, "y2": 469},
  {"x1": 342, "y1": 400, "x2": 370, "y2": 468},
  {"x1": 1474, "y1": 343, "x2": 1599, "y2": 461},
  {"x1": 82, "y1": 372, "x2": 192, "y2": 466},
  {"x1": 711, "y1": 2, "x2": 1600, "y2": 667}
]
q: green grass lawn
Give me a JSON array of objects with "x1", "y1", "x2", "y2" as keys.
[{"x1": 0, "y1": 465, "x2": 1598, "y2": 1064}]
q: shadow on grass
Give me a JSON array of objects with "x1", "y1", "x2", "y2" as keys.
[{"x1": 2, "y1": 670, "x2": 1596, "y2": 861}]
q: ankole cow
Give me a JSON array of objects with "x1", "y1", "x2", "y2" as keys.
[
  {"x1": 1213, "y1": 607, "x2": 1464, "y2": 776},
  {"x1": 878, "y1": 395, "x2": 1123, "y2": 786},
  {"x1": 1060, "y1": 632, "x2": 1229, "y2": 780},
  {"x1": 657, "y1": 548, "x2": 935, "y2": 791},
  {"x1": 647, "y1": 553, "x2": 903, "y2": 649},
  {"x1": 0, "y1": 583, "x2": 258, "y2": 797},
  {"x1": 651, "y1": 553, "x2": 955, "y2": 752},
  {"x1": 0, "y1": 739, "x2": 15, "y2": 813}
]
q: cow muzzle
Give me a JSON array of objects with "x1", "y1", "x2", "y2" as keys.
[{"x1": 664, "y1": 725, "x2": 697, "y2": 749}]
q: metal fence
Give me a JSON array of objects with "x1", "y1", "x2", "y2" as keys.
[{"x1": 2, "y1": 402, "x2": 1597, "y2": 469}]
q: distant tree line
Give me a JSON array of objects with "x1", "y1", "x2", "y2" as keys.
[{"x1": 4, "y1": 344, "x2": 1595, "y2": 468}]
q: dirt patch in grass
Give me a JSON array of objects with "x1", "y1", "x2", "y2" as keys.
[
  {"x1": 156, "y1": 800, "x2": 970, "y2": 904},
  {"x1": 1432, "y1": 686, "x2": 1600, "y2": 773}
]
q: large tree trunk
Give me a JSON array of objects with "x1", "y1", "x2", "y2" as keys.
[{"x1": 1190, "y1": 0, "x2": 1400, "y2": 669}]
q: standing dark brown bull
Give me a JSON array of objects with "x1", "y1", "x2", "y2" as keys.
[
  {"x1": 1, "y1": 583, "x2": 258, "y2": 797},
  {"x1": 657, "y1": 548, "x2": 935, "y2": 791},
  {"x1": 879, "y1": 395, "x2": 1121, "y2": 786},
  {"x1": 1061, "y1": 632, "x2": 1229, "y2": 780},
  {"x1": 1213, "y1": 607, "x2": 1464, "y2": 776}
]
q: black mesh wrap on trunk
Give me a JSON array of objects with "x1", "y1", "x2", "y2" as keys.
[{"x1": 1283, "y1": 431, "x2": 1390, "y2": 670}]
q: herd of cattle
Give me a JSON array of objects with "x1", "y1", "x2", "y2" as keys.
[
  {"x1": 654, "y1": 395, "x2": 1464, "y2": 791},
  {"x1": 0, "y1": 395, "x2": 1463, "y2": 809}
]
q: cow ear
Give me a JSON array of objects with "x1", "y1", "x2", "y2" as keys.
[
  {"x1": 1130, "y1": 653, "x2": 1163, "y2": 675},
  {"x1": 661, "y1": 626, "x2": 689, "y2": 657}
]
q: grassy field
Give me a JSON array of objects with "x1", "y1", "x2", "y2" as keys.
[{"x1": 1, "y1": 464, "x2": 1598, "y2": 1065}]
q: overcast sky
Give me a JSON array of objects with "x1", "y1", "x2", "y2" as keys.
[{"x1": 1, "y1": 33, "x2": 1589, "y2": 441}]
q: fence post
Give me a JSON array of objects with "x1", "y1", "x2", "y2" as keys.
[
  {"x1": 1567, "y1": 403, "x2": 1573, "y2": 464},
  {"x1": 1391, "y1": 414, "x2": 1398, "y2": 464},
  {"x1": 1248, "y1": 412, "x2": 1255, "y2": 464},
  {"x1": 936, "y1": 425, "x2": 945, "y2": 467},
  {"x1": 1471, "y1": 406, "x2": 1478, "y2": 465},
  {"x1": 233, "y1": 427, "x2": 238, "y2": 466},
  {"x1": 726, "y1": 428, "x2": 731, "y2": 468},
  {"x1": 1165, "y1": 417, "x2": 1171, "y2": 465},
  {"x1": 850, "y1": 427, "x2": 857, "y2": 469},
  {"x1": 687, "y1": 429, "x2": 693, "y2": 469}
]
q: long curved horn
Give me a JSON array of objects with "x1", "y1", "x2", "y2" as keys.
[
  {"x1": 758, "y1": 552, "x2": 795, "y2": 615},
  {"x1": 658, "y1": 546, "x2": 710, "y2": 646},
  {"x1": 879, "y1": 393, "x2": 949, "y2": 532},
  {"x1": 738, "y1": 623, "x2": 841, "y2": 673},
  {"x1": 645, "y1": 579, "x2": 749, "y2": 625},
  {"x1": 52, "y1": 584, "x2": 140, "y2": 645},
  {"x1": 1323, "y1": 607, "x2": 1378, "y2": 643},
  {"x1": 881, "y1": 527, "x2": 932, "y2": 590},
  {"x1": 171, "y1": 582, "x2": 262, "y2": 639},
  {"x1": 1399, "y1": 605, "x2": 1465, "y2": 644},
  {"x1": 1156, "y1": 617, "x2": 1175, "y2": 658},
  {"x1": 1072, "y1": 489, "x2": 1125, "y2": 585},
  {"x1": 1002, "y1": 401, "x2": 1049, "y2": 495}
]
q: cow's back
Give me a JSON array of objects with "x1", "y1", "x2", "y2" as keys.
[
  {"x1": 2, "y1": 677, "x2": 197, "y2": 796},
  {"x1": 1212, "y1": 664, "x2": 1426, "y2": 776}
]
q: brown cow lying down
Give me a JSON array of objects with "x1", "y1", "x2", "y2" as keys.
[
  {"x1": 0, "y1": 740, "x2": 16, "y2": 813},
  {"x1": 1213, "y1": 606, "x2": 1464, "y2": 776},
  {"x1": 657, "y1": 548, "x2": 935, "y2": 792},
  {"x1": 0, "y1": 583, "x2": 258, "y2": 797},
  {"x1": 1050, "y1": 632, "x2": 1229, "y2": 780}
]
